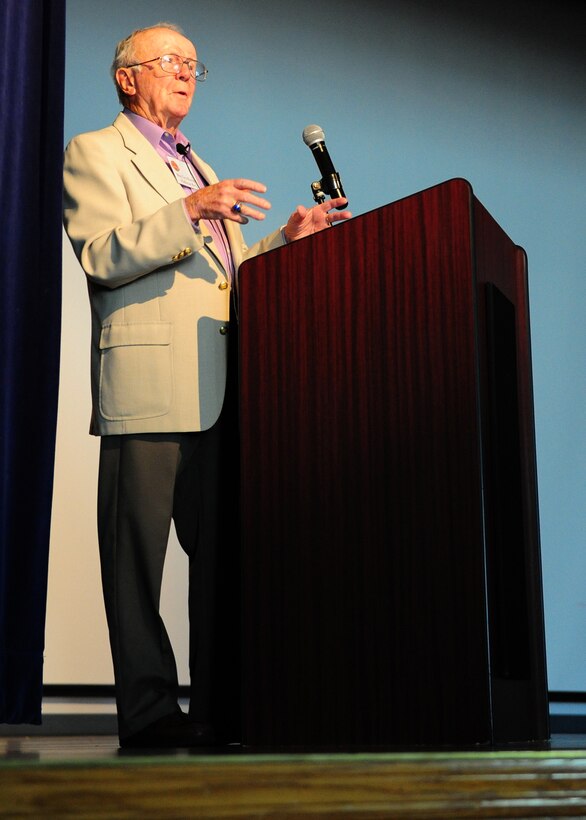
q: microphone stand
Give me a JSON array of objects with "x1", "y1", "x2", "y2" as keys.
[
  {"x1": 310, "y1": 173, "x2": 346, "y2": 207},
  {"x1": 310, "y1": 180, "x2": 326, "y2": 205}
]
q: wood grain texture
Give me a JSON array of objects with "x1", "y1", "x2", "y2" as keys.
[
  {"x1": 1, "y1": 741, "x2": 586, "y2": 818},
  {"x1": 237, "y1": 179, "x2": 547, "y2": 749}
]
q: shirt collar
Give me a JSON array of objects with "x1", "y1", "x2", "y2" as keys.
[{"x1": 122, "y1": 108, "x2": 189, "y2": 155}]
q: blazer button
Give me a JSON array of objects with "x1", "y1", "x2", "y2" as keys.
[
  {"x1": 219, "y1": 326, "x2": 229, "y2": 335},
  {"x1": 172, "y1": 247, "x2": 192, "y2": 262},
  {"x1": 218, "y1": 281, "x2": 229, "y2": 291}
]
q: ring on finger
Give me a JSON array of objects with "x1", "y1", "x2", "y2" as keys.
[{"x1": 231, "y1": 201, "x2": 242, "y2": 214}]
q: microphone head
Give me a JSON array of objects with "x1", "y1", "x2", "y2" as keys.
[{"x1": 302, "y1": 124, "x2": 325, "y2": 147}]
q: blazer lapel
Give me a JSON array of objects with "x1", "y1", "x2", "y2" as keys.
[
  {"x1": 189, "y1": 148, "x2": 241, "y2": 276},
  {"x1": 113, "y1": 113, "x2": 184, "y2": 205}
]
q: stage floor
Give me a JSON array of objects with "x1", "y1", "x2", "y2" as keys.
[{"x1": 2, "y1": 735, "x2": 586, "y2": 817}]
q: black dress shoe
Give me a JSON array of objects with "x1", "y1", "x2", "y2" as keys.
[
  {"x1": 120, "y1": 712, "x2": 216, "y2": 749},
  {"x1": 186, "y1": 720, "x2": 217, "y2": 746}
]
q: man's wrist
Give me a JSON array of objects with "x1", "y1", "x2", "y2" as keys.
[{"x1": 182, "y1": 199, "x2": 201, "y2": 232}]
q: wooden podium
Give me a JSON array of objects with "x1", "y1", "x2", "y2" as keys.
[{"x1": 236, "y1": 179, "x2": 549, "y2": 748}]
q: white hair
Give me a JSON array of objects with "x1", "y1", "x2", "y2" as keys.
[{"x1": 111, "y1": 22, "x2": 185, "y2": 105}]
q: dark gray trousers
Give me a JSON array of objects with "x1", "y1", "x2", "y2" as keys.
[{"x1": 97, "y1": 425, "x2": 222, "y2": 740}]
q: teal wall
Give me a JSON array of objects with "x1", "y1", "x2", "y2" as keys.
[{"x1": 64, "y1": 0, "x2": 585, "y2": 691}]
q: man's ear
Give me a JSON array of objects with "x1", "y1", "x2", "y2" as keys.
[{"x1": 116, "y1": 67, "x2": 136, "y2": 97}]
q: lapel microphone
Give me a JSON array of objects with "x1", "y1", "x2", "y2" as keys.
[{"x1": 175, "y1": 142, "x2": 203, "y2": 189}]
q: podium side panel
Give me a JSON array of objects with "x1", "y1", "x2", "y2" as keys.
[{"x1": 473, "y1": 199, "x2": 549, "y2": 743}]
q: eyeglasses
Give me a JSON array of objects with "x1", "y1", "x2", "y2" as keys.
[{"x1": 127, "y1": 54, "x2": 208, "y2": 81}]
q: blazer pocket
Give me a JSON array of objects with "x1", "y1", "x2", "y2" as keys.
[{"x1": 98, "y1": 322, "x2": 173, "y2": 421}]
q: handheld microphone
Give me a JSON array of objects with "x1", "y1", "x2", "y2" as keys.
[{"x1": 302, "y1": 124, "x2": 346, "y2": 208}]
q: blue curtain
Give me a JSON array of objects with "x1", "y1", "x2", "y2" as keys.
[{"x1": 0, "y1": 0, "x2": 65, "y2": 723}]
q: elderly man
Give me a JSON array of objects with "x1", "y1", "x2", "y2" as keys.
[{"x1": 63, "y1": 21, "x2": 350, "y2": 749}]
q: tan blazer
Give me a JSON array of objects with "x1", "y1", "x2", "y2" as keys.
[{"x1": 63, "y1": 113, "x2": 284, "y2": 435}]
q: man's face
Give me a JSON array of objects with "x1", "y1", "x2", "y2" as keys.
[{"x1": 119, "y1": 27, "x2": 198, "y2": 132}]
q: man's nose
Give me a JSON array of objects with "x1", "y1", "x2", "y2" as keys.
[{"x1": 176, "y1": 60, "x2": 191, "y2": 80}]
